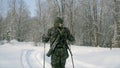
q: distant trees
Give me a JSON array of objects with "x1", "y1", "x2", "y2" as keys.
[
  {"x1": 33, "y1": 0, "x2": 46, "y2": 46},
  {"x1": 3, "y1": 0, "x2": 30, "y2": 42},
  {"x1": 0, "y1": 0, "x2": 120, "y2": 47},
  {"x1": 16, "y1": 0, "x2": 30, "y2": 41},
  {"x1": 6, "y1": 0, "x2": 17, "y2": 41},
  {"x1": 44, "y1": 0, "x2": 111, "y2": 47}
]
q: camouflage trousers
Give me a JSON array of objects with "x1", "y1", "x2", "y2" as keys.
[{"x1": 51, "y1": 48, "x2": 68, "y2": 68}]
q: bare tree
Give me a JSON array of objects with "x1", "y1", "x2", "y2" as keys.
[
  {"x1": 32, "y1": 0, "x2": 49, "y2": 46},
  {"x1": 16, "y1": 0, "x2": 30, "y2": 41},
  {"x1": 5, "y1": 0, "x2": 17, "y2": 42},
  {"x1": 0, "y1": 0, "x2": 3, "y2": 40},
  {"x1": 3, "y1": 0, "x2": 30, "y2": 42},
  {"x1": 113, "y1": 0, "x2": 120, "y2": 47}
]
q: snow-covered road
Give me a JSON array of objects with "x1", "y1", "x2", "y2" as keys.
[{"x1": 0, "y1": 42, "x2": 120, "y2": 68}]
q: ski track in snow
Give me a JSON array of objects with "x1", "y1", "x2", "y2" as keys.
[
  {"x1": 21, "y1": 49, "x2": 40, "y2": 68},
  {"x1": 21, "y1": 49, "x2": 33, "y2": 68},
  {"x1": 20, "y1": 49, "x2": 103, "y2": 68},
  {"x1": 20, "y1": 48, "x2": 51, "y2": 68},
  {"x1": 20, "y1": 47, "x2": 104, "y2": 68}
]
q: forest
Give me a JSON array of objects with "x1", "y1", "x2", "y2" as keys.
[{"x1": 0, "y1": 0, "x2": 120, "y2": 47}]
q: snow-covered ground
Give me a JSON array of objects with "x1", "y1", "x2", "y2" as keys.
[{"x1": 0, "y1": 40, "x2": 120, "y2": 68}]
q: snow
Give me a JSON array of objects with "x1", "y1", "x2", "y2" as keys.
[{"x1": 0, "y1": 41, "x2": 120, "y2": 68}]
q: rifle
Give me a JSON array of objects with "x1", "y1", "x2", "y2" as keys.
[{"x1": 46, "y1": 34, "x2": 60, "y2": 57}]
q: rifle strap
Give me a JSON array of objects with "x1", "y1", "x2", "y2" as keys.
[
  {"x1": 57, "y1": 27, "x2": 64, "y2": 35},
  {"x1": 50, "y1": 28, "x2": 61, "y2": 48}
]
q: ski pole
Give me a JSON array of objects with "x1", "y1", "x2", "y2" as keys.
[
  {"x1": 68, "y1": 46, "x2": 75, "y2": 68},
  {"x1": 43, "y1": 18, "x2": 46, "y2": 68},
  {"x1": 43, "y1": 24, "x2": 46, "y2": 68},
  {"x1": 43, "y1": 42, "x2": 45, "y2": 68}
]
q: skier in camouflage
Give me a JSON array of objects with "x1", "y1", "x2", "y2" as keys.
[{"x1": 42, "y1": 17, "x2": 75, "y2": 68}]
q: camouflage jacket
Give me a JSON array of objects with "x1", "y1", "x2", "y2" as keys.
[{"x1": 42, "y1": 26, "x2": 75, "y2": 48}]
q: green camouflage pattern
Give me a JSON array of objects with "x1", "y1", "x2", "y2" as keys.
[
  {"x1": 51, "y1": 48, "x2": 68, "y2": 68},
  {"x1": 42, "y1": 26, "x2": 75, "y2": 68}
]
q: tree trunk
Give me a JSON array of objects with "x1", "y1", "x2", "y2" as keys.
[{"x1": 114, "y1": 0, "x2": 120, "y2": 47}]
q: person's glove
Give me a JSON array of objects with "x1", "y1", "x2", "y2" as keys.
[
  {"x1": 42, "y1": 34, "x2": 46, "y2": 43},
  {"x1": 42, "y1": 34, "x2": 49, "y2": 43}
]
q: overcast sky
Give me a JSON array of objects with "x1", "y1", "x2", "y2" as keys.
[
  {"x1": 1, "y1": 0, "x2": 43, "y2": 17},
  {"x1": 24, "y1": 0, "x2": 36, "y2": 17}
]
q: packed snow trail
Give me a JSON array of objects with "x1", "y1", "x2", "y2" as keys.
[
  {"x1": 0, "y1": 42, "x2": 120, "y2": 68},
  {"x1": 21, "y1": 49, "x2": 42, "y2": 68},
  {"x1": 20, "y1": 46, "x2": 51, "y2": 68}
]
